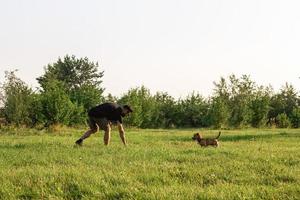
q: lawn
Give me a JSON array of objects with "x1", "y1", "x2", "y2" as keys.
[{"x1": 0, "y1": 127, "x2": 299, "y2": 199}]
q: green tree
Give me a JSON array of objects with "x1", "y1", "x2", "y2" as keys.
[
  {"x1": 37, "y1": 55, "x2": 104, "y2": 111},
  {"x1": 27, "y1": 93, "x2": 44, "y2": 126},
  {"x1": 290, "y1": 107, "x2": 300, "y2": 128},
  {"x1": 39, "y1": 80, "x2": 83, "y2": 126},
  {"x1": 276, "y1": 113, "x2": 291, "y2": 128},
  {"x1": 1, "y1": 70, "x2": 33, "y2": 126},
  {"x1": 118, "y1": 86, "x2": 155, "y2": 128},
  {"x1": 269, "y1": 83, "x2": 298, "y2": 126},
  {"x1": 208, "y1": 77, "x2": 230, "y2": 128},
  {"x1": 250, "y1": 86, "x2": 272, "y2": 128},
  {"x1": 70, "y1": 84, "x2": 104, "y2": 112},
  {"x1": 207, "y1": 96, "x2": 230, "y2": 128},
  {"x1": 151, "y1": 92, "x2": 177, "y2": 128},
  {"x1": 178, "y1": 93, "x2": 208, "y2": 127},
  {"x1": 228, "y1": 75, "x2": 255, "y2": 128}
]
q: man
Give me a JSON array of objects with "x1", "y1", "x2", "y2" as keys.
[{"x1": 75, "y1": 102, "x2": 133, "y2": 146}]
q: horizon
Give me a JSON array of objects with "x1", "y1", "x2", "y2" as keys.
[{"x1": 0, "y1": 0, "x2": 299, "y2": 98}]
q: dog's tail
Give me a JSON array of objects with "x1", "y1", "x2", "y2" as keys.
[{"x1": 215, "y1": 131, "x2": 221, "y2": 139}]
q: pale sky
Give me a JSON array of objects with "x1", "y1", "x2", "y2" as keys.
[{"x1": 0, "y1": 0, "x2": 299, "y2": 98}]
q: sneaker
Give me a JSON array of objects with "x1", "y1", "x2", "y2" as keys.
[{"x1": 75, "y1": 139, "x2": 83, "y2": 146}]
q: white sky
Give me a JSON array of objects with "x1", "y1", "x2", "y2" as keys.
[{"x1": 0, "y1": 0, "x2": 299, "y2": 98}]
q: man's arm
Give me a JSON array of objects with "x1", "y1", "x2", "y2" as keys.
[{"x1": 117, "y1": 122, "x2": 127, "y2": 145}]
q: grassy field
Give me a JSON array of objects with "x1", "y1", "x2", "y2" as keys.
[{"x1": 0, "y1": 127, "x2": 299, "y2": 199}]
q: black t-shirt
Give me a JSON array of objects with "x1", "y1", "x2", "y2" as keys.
[{"x1": 88, "y1": 103, "x2": 125, "y2": 123}]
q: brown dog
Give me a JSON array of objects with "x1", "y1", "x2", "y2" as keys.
[{"x1": 192, "y1": 132, "x2": 221, "y2": 147}]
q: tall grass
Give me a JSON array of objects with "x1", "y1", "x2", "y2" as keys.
[{"x1": 0, "y1": 128, "x2": 299, "y2": 199}]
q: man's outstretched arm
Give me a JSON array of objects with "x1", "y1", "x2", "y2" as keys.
[{"x1": 117, "y1": 122, "x2": 127, "y2": 145}]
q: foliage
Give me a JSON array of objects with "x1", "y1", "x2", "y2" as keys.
[
  {"x1": 269, "y1": 83, "x2": 298, "y2": 124},
  {"x1": 37, "y1": 55, "x2": 104, "y2": 112},
  {"x1": 37, "y1": 55, "x2": 104, "y2": 92},
  {"x1": 276, "y1": 113, "x2": 291, "y2": 128},
  {"x1": 118, "y1": 86, "x2": 155, "y2": 128},
  {"x1": 207, "y1": 96, "x2": 230, "y2": 128},
  {"x1": 1, "y1": 62, "x2": 299, "y2": 129},
  {"x1": 151, "y1": 92, "x2": 177, "y2": 128},
  {"x1": 176, "y1": 93, "x2": 209, "y2": 127},
  {"x1": 227, "y1": 75, "x2": 255, "y2": 127},
  {"x1": 208, "y1": 77, "x2": 230, "y2": 128},
  {"x1": 1, "y1": 71, "x2": 33, "y2": 126},
  {"x1": 250, "y1": 86, "x2": 272, "y2": 128},
  {"x1": 290, "y1": 107, "x2": 300, "y2": 128},
  {"x1": 39, "y1": 80, "x2": 85, "y2": 126}
]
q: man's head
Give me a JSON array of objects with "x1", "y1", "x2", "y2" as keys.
[{"x1": 121, "y1": 105, "x2": 133, "y2": 116}]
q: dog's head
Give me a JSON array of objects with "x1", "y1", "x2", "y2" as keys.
[{"x1": 192, "y1": 133, "x2": 202, "y2": 141}]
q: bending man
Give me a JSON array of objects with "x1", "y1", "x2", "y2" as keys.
[{"x1": 75, "y1": 103, "x2": 133, "y2": 146}]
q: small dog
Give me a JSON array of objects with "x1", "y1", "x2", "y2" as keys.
[{"x1": 192, "y1": 132, "x2": 221, "y2": 147}]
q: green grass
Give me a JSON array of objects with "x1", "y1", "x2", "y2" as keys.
[{"x1": 0, "y1": 127, "x2": 300, "y2": 199}]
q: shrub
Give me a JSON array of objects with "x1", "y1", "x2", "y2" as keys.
[
  {"x1": 276, "y1": 113, "x2": 291, "y2": 128},
  {"x1": 290, "y1": 107, "x2": 300, "y2": 128},
  {"x1": 40, "y1": 80, "x2": 75, "y2": 126},
  {"x1": 1, "y1": 71, "x2": 33, "y2": 126}
]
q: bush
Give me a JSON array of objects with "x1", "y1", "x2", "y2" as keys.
[
  {"x1": 250, "y1": 89, "x2": 271, "y2": 128},
  {"x1": 177, "y1": 93, "x2": 209, "y2": 127},
  {"x1": 207, "y1": 97, "x2": 229, "y2": 128},
  {"x1": 1, "y1": 71, "x2": 33, "y2": 126},
  {"x1": 290, "y1": 107, "x2": 300, "y2": 128},
  {"x1": 276, "y1": 113, "x2": 291, "y2": 128},
  {"x1": 150, "y1": 92, "x2": 177, "y2": 128},
  {"x1": 40, "y1": 80, "x2": 77, "y2": 126},
  {"x1": 118, "y1": 86, "x2": 155, "y2": 128}
]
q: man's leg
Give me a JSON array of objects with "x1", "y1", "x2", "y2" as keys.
[
  {"x1": 75, "y1": 128, "x2": 97, "y2": 145},
  {"x1": 103, "y1": 125, "x2": 111, "y2": 145},
  {"x1": 75, "y1": 117, "x2": 98, "y2": 145},
  {"x1": 81, "y1": 128, "x2": 97, "y2": 140}
]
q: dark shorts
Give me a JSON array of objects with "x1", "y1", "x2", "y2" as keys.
[{"x1": 88, "y1": 117, "x2": 111, "y2": 131}]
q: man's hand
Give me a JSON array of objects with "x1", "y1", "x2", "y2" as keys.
[{"x1": 117, "y1": 122, "x2": 127, "y2": 146}]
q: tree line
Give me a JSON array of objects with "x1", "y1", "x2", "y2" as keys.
[{"x1": 0, "y1": 55, "x2": 299, "y2": 129}]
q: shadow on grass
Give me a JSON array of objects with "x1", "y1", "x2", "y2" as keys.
[
  {"x1": 17, "y1": 189, "x2": 38, "y2": 200},
  {"x1": 0, "y1": 142, "x2": 70, "y2": 151},
  {"x1": 220, "y1": 134, "x2": 274, "y2": 142},
  {"x1": 63, "y1": 183, "x2": 84, "y2": 200},
  {"x1": 221, "y1": 132, "x2": 300, "y2": 142},
  {"x1": 0, "y1": 143, "x2": 27, "y2": 149},
  {"x1": 164, "y1": 133, "x2": 273, "y2": 142},
  {"x1": 162, "y1": 131, "x2": 300, "y2": 143}
]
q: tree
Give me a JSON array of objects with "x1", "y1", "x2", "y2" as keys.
[
  {"x1": 118, "y1": 86, "x2": 155, "y2": 128},
  {"x1": 178, "y1": 93, "x2": 209, "y2": 127},
  {"x1": 37, "y1": 55, "x2": 105, "y2": 111},
  {"x1": 207, "y1": 96, "x2": 230, "y2": 128},
  {"x1": 209, "y1": 77, "x2": 231, "y2": 128},
  {"x1": 250, "y1": 86, "x2": 272, "y2": 128},
  {"x1": 151, "y1": 92, "x2": 177, "y2": 128},
  {"x1": 290, "y1": 107, "x2": 300, "y2": 128},
  {"x1": 268, "y1": 83, "x2": 298, "y2": 126},
  {"x1": 39, "y1": 80, "x2": 84, "y2": 126},
  {"x1": 37, "y1": 55, "x2": 104, "y2": 90},
  {"x1": 228, "y1": 75, "x2": 255, "y2": 128},
  {"x1": 276, "y1": 113, "x2": 291, "y2": 128},
  {"x1": 1, "y1": 70, "x2": 33, "y2": 126}
]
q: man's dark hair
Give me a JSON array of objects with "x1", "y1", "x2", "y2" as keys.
[{"x1": 123, "y1": 105, "x2": 133, "y2": 113}]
